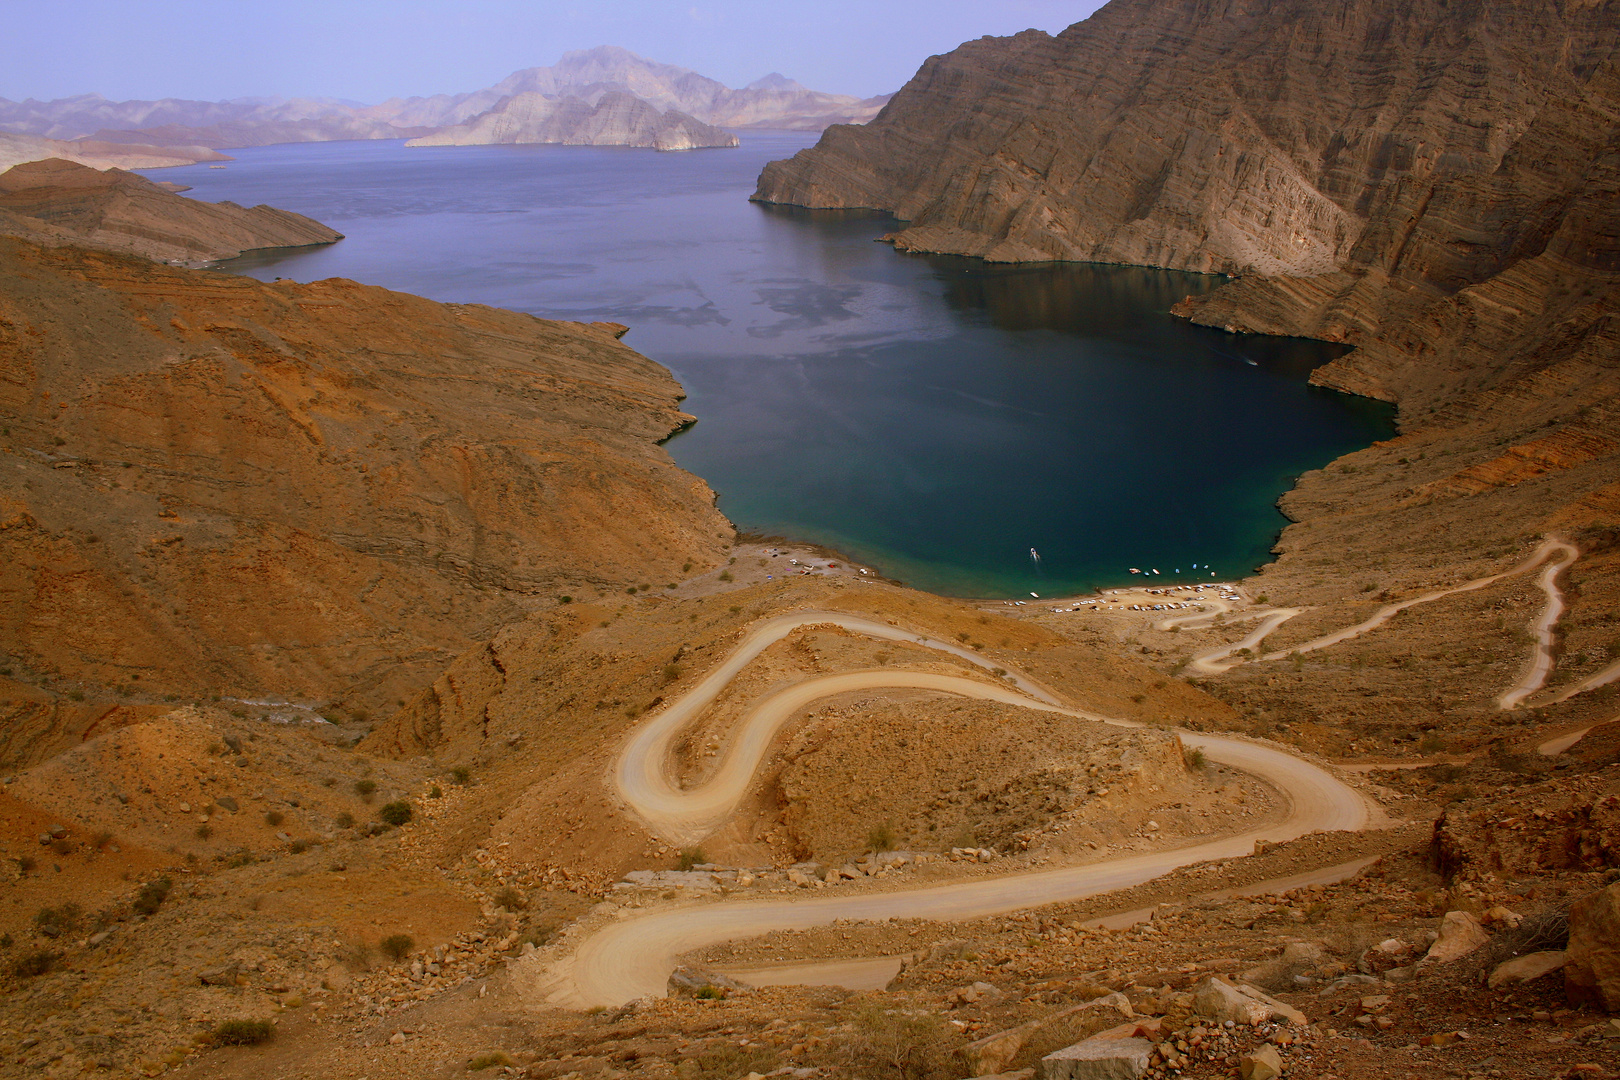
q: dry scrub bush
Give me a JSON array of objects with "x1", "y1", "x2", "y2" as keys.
[
  {"x1": 493, "y1": 887, "x2": 526, "y2": 912},
  {"x1": 133, "y1": 878, "x2": 172, "y2": 917},
  {"x1": 467, "y1": 1052, "x2": 514, "y2": 1070},
  {"x1": 674, "y1": 1043, "x2": 777, "y2": 1080},
  {"x1": 868, "y1": 824, "x2": 898, "y2": 852},
  {"x1": 380, "y1": 933, "x2": 415, "y2": 961},
  {"x1": 1469, "y1": 905, "x2": 1571, "y2": 980},
  {"x1": 837, "y1": 1006, "x2": 960, "y2": 1080},
  {"x1": 11, "y1": 950, "x2": 60, "y2": 978},
  {"x1": 378, "y1": 800, "x2": 413, "y2": 826},
  {"x1": 211, "y1": 1019, "x2": 274, "y2": 1046},
  {"x1": 677, "y1": 847, "x2": 707, "y2": 871}
]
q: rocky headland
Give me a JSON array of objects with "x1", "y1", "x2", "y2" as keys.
[
  {"x1": 406, "y1": 90, "x2": 738, "y2": 152},
  {"x1": 0, "y1": 158, "x2": 341, "y2": 265}
]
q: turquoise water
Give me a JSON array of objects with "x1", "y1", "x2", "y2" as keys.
[{"x1": 156, "y1": 134, "x2": 1391, "y2": 597}]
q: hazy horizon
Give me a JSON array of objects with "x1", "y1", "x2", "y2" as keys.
[{"x1": 2, "y1": 0, "x2": 1109, "y2": 106}]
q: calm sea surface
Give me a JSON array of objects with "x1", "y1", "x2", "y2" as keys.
[{"x1": 147, "y1": 135, "x2": 1392, "y2": 597}]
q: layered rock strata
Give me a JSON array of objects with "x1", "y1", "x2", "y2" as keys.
[
  {"x1": 0, "y1": 158, "x2": 341, "y2": 265},
  {"x1": 755, "y1": 0, "x2": 1620, "y2": 278}
]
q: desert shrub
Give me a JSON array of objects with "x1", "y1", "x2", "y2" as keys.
[
  {"x1": 836, "y1": 1005, "x2": 959, "y2": 1080},
  {"x1": 264, "y1": 810, "x2": 284, "y2": 827},
  {"x1": 11, "y1": 950, "x2": 60, "y2": 978},
  {"x1": 15, "y1": 855, "x2": 36, "y2": 874},
  {"x1": 195, "y1": 824, "x2": 213, "y2": 840},
  {"x1": 133, "y1": 877, "x2": 172, "y2": 917},
  {"x1": 353, "y1": 779, "x2": 377, "y2": 799},
  {"x1": 377, "y1": 801, "x2": 413, "y2": 826},
  {"x1": 225, "y1": 851, "x2": 256, "y2": 869},
  {"x1": 335, "y1": 811, "x2": 355, "y2": 829},
  {"x1": 212, "y1": 1019, "x2": 274, "y2": 1046},
  {"x1": 1130, "y1": 693, "x2": 1146, "y2": 704},
  {"x1": 493, "y1": 887, "x2": 526, "y2": 912},
  {"x1": 451, "y1": 766, "x2": 471, "y2": 785},
  {"x1": 867, "y1": 823, "x2": 898, "y2": 852},
  {"x1": 717, "y1": 571, "x2": 733, "y2": 582},
  {"x1": 1184, "y1": 747, "x2": 1208, "y2": 770},
  {"x1": 674, "y1": 1043, "x2": 777, "y2": 1080},
  {"x1": 67, "y1": 689, "x2": 85, "y2": 702},
  {"x1": 557, "y1": 595, "x2": 572, "y2": 604},
  {"x1": 288, "y1": 840, "x2": 308, "y2": 855},
  {"x1": 49, "y1": 838, "x2": 73, "y2": 856},
  {"x1": 1470, "y1": 906, "x2": 1571, "y2": 978},
  {"x1": 93, "y1": 830, "x2": 114, "y2": 850},
  {"x1": 676, "y1": 847, "x2": 707, "y2": 871},
  {"x1": 662, "y1": 663, "x2": 684, "y2": 684},
  {"x1": 428, "y1": 785, "x2": 443, "y2": 799},
  {"x1": 34, "y1": 903, "x2": 82, "y2": 936},
  {"x1": 380, "y1": 934, "x2": 414, "y2": 961},
  {"x1": 468, "y1": 1052, "x2": 514, "y2": 1071},
  {"x1": 1419, "y1": 734, "x2": 1447, "y2": 754}
]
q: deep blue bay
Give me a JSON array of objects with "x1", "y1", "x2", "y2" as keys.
[{"x1": 149, "y1": 134, "x2": 1392, "y2": 598}]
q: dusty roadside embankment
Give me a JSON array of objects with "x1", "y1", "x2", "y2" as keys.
[{"x1": 0, "y1": 237, "x2": 731, "y2": 766}]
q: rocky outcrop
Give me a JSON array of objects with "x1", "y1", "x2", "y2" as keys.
[
  {"x1": 0, "y1": 131, "x2": 228, "y2": 172},
  {"x1": 0, "y1": 158, "x2": 341, "y2": 264},
  {"x1": 1566, "y1": 883, "x2": 1620, "y2": 1010},
  {"x1": 755, "y1": 1, "x2": 1620, "y2": 277},
  {"x1": 0, "y1": 237, "x2": 730, "y2": 760},
  {"x1": 406, "y1": 91, "x2": 738, "y2": 152}
]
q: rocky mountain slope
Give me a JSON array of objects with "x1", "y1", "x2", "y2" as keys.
[
  {"x1": 754, "y1": 0, "x2": 1620, "y2": 275},
  {"x1": 0, "y1": 237, "x2": 730, "y2": 766},
  {"x1": 0, "y1": 158, "x2": 342, "y2": 265},
  {"x1": 407, "y1": 91, "x2": 738, "y2": 152},
  {"x1": 1, "y1": 47, "x2": 889, "y2": 158},
  {"x1": 0, "y1": 130, "x2": 227, "y2": 172}
]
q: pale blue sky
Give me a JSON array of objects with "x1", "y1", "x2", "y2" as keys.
[{"x1": 1, "y1": 0, "x2": 1110, "y2": 104}]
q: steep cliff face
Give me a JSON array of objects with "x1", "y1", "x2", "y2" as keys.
[
  {"x1": 406, "y1": 91, "x2": 739, "y2": 152},
  {"x1": 755, "y1": 0, "x2": 1620, "y2": 276},
  {"x1": 0, "y1": 239, "x2": 731, "y2": 761},
  {"x1": 0, "y1": 158, "x2": 342, "y2": 264}
]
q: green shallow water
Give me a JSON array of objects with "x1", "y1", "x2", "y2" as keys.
[{"x1": 170, "y1": 133, "x2": 1392, "y2": 598}]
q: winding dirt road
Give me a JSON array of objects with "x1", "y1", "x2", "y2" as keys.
[
  {"x1": 1184, "y1": 539, "x2": 1579, "y2": 709},
  {"x1": 526, "y1": 611, "x2": 1379, "y2": 1009}
]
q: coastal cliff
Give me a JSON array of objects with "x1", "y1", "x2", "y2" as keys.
[
  {"x1": 0, "y1": 239, "x2": 731, "y2": 764},
  {"x1": 406, "y1": 90, "x2": 738, "y2": 152},
  {"x1": 0, "y1": 158, "x2": 341, "y2": 265},
  {"x1": 754, "y1": 0, "x2": 1620, "y2": 277}
]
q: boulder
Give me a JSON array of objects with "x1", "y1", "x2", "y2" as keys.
[
  {"x1": 963, "y1": 993, "x2": 1136, "y2": 1075},
  {"x1": 1193, "y1": 978, "x2": 1269, "y2": 1025},
  {"x1": 198, "y1": 963, "x2": 240, "y2": 986},
  {"x1": 1040, "y1": 1035, "x2": 1153, "y2": 1080},
  {"x1": 1238, "y1": 1044, "x2": 1283, "y2": 1080},
  {"x1": 666, "y1": 965, "x2": 745, "y2": 998},
  {"x1": 1566, "y1": 883, "x2": 1620, "y2": 1010},
  {"x1": 1487, "y1": 951, "x2": 1566, "y2": 989},
  {"x1": 1424, "y1": 911, "x2": 1490, "y2": 963},
  {"x1": 1192, "y1": 977, "x2": 1303, "y2": 1025}
]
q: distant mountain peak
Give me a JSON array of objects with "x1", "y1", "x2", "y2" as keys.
[{"x1": 746, "y1": 73, "x2": 809, "y2": 93}]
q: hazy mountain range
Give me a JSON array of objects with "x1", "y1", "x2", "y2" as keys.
[{"x1": 0, "y1": 47, "x2": 892, "y2": 157}]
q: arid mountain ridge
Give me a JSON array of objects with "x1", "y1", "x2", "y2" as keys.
[
  {"x1": 0, "y1": 158, "x2": 342, "y2": 265},
  {"x1": 1, "y1": 46, "x2": 891, "y2": 158}
]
